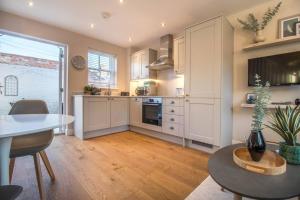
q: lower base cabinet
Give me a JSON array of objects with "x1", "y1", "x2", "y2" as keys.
[
  {"x1": 74, "y1": 96, "x2": 129, "y2": 139},
  {"x1": 185, "y1": 98, "x2": 220, "y2": 146}
]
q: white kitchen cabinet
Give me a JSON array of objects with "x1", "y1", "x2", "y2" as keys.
[
  {"x1": 185, "y1": 98, "x2": 220, "y2": 145},
  {"x1": 111, "y1": 97, "x2": 129, "y2": 127},
  {"x1": 174, "y1": 35, "x2": 185, "y2": 74},
  {"x1": 184, "y1": 16, "x2": 233, "y2": 147},
  {"x1": 131, "y1": 48, "x2": 157, "y2": 80},
  {"x1": 83, "y1": 97, "x2": 110, "y2": 132},
  {"x1": 73, "y1": 96, "x2": 129, "y2": 139},
  {"x1": 129, "y1": 97, "x2": 142, "y2": 127},
  {"x1": 131, "y1": 53, "x2": 141, "y2": 80}
]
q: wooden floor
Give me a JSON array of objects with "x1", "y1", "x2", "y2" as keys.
[{"x1": 12, "y1": 131, "x2": 210, "y2": 200}]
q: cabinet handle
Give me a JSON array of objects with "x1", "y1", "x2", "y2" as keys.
[
  {"x1": 170, "y1": 127, "x2": 174, "y2": 130},
  {"x1": 185, "y1": 99, "x2": 189, "y2": 102},
  {"x1": 111, "y1": 98, "x2": 114, "y2": 100},
  {"x1": 170, "y1": 109, "x2": 175, "y2": 113},
  {"x1": 171, "y1": 101, "x2": 175, "y2": 104},
  {"x1": 170, "y1": 118, "x2": 175, "y2": 121},
  {"x1": 185, "y1": 94, "x2": 190, "y2": 97}
]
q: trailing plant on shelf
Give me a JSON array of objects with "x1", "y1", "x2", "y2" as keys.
[
  {"x1": 265, "y1": 106, "x2": 300, "y2": 164},
  {"x1": 237, "y1": 2, "x2": 282, "y2": 43},
  {"x1": 248, "y1": 74, "x2": 271, "y2": 161}
]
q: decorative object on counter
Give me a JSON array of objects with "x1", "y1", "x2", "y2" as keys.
[
  {"x1": 135, "y1": 86, "x2": 148, "y2": 96},
  {"x1": 295, "y1": 98, "x2": 300, "y2": 105},
  {"x1": 71, "y1": 55, "x2": 86, "y2": 70},
  {"x1": 176, "y1": 88, "x2": 184, "y2": 97},
  {"x1": 279, "y1": 14, "x2": 300, "y2": 38},
  {"x1": 248, "y1": 74, "x2": 271, "y2": 162},
  {"x1": 233, "y1": 147, "x2": 286, "y2": 175},
  {"x1": 237, "y1": 2, "x2": 282, "y2": 43},
  {"x1": 120, "y1": 92, "x2": 129, "y2": 96},
  {"x1": 265, "y1": 105, "x2": 300, "y2": 164},
  {"x1": 246, "y1": 93, "x2": 257, "y2": 104},
  {"x1": 84, "y1": 85, "x2": 100, "y2": 95},
  {"x1": 296, "y1": 22, "x2": 300, "y2": 35}
]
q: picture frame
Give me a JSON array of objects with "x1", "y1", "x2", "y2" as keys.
[
  {"x1": 246, "y1": 93, "x2": 257, "y2": 104},
  {"x1": 278, "y1": 15, "x2": 300, "y2": 38},
  {"x1": 296, "y1": 22, "x2": 300, "y2": 36}
]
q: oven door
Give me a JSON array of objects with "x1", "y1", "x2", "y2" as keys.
[{"x1": 142, "y1": 103, "x2": 162, "y2": 126}]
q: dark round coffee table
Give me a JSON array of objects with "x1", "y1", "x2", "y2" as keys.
[{"x1": 208, "y1": 143, "x2": 300, "y2": 200}]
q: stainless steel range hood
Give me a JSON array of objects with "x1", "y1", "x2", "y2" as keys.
[{"x1": 148, "y1": 34, "x2": 173, "y2": 70}]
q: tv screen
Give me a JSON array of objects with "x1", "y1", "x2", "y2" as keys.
[{"x1": 248, "y1": 51, "x2": 300, "y2": 86}]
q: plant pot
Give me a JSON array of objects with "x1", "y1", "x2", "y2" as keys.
[
  {"x1": 279, "y1": 143, "x2": 300, "y2": 165},
  {"x1": 254, "y1": 30, "x2": 266, "y2": 43},
  {"x1": 247, "y1": 130, "x2": 266, "y2": 162}
]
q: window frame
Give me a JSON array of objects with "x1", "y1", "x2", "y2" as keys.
[{"x1": 87, "y1": 50, "x2": 118, "y2": 89}]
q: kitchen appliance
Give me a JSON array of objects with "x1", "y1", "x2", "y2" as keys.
[
  {"x1": 148, "y1": 34, "x2": 174, "y2": 70},
  {"x1": 142, "y1": 97, "x2": 162, "y2": 126},
  {"x1": 135, "y1": 87, "x2": 148, "y2": 96},
  {"x1": 248, "y1": 51, "x2": 300, "y2": 86},
  {"x1": 144, "y1": 81, "x2": 157, "y2": 96}
]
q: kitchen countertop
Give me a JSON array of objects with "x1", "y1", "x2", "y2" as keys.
[{"x1": 73, "y1": 95, "x2": 185, "y2": 98}]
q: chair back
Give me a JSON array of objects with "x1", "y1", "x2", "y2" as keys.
[{"x1": 9, "y1": 100, "x2": 49, "y2": 115}]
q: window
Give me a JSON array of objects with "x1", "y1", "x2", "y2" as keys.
[{"x1": 88, "y1": 51, "x2": 117, "y2": 88}]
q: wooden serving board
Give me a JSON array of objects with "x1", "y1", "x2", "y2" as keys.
[{"x1": 233, "y1": 147, "x2": 286, "y2": 175}]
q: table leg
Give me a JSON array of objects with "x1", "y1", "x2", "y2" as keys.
[
  {"x1": 234, "y1": 194, "x2": 242, "y2": 200},
  {"x1": 0, "y1": 137, "x2": 12, "y2": 185}
]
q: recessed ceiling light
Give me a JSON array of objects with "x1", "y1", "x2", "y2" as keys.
[
  {"x1": 128, "y1": 37, "x2": 132, "y2": 42},
  {"x1": 119, "y1": 0, "x2": 124, "y2": 4},
  {"x1": 90, "y1": 23, "x2": 95, "y2": 29},
  {"x1": 161, "y1": 22, "x2": 166, "y2": 28},
  {"x1": 28, "y1": 1, "x2": 34, "y2": 7}
]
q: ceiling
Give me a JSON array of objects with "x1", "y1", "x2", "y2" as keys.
[{"x1": 0, "y1": 0, "x2": 270, "y2": 48}]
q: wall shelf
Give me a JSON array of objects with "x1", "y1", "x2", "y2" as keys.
[
  {"x1": 243, "y1": 36, "x2": 300, "y2": 51},
  {"x1": 241, "y1": 103, "x2": 297, "y2": 109}
]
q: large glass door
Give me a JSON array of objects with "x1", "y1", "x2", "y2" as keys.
[{"x1": 0, "y1": 32, "x2": 66, "y2": 124}]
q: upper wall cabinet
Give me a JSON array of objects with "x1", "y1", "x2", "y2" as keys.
[
  {"x1": 173, "y1": 35, "x2": 185, "y2": 74},
  {"x1": 131, "y1": 49, "x2": 157, "y2": 80}
]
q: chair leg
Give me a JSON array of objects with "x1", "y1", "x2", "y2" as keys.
[
  {"x1": 33, "y1": 153, "x2": 45, "y2": 200},
  {"x1": 9, "y1": 158, "x2": 15, "y2": 183},
  {"x1": 39, "y1": 151, "x2": 55, "y2": 181}
]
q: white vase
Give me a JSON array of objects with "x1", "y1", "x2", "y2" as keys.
[{"x1": 254, "y1": 30, "x2": 266, "y2": 43}]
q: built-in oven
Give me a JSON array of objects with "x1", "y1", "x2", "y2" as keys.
[{"x1": 142, "y1": 97, "x2": 162, "y2": 126}]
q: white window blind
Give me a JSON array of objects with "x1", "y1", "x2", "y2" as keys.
[{"x1": 88, "y1": 51, "x2": 117, "y2": 88}]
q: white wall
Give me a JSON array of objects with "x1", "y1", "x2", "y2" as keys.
[
  {"x1": 227, "y1": 0, "x2": 300, "y2": 143},
  {"x1": 0, "y1": 64, "x2": 59, "y2": 114}
]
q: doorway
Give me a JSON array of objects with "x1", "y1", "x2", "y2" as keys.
[{"x1": 0, "y1": 31, "x2": 67, "y2": 132}]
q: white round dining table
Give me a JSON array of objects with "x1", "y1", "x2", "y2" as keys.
[{"x1": 0, "y1": 114, "x2": 74, "y2": 185}]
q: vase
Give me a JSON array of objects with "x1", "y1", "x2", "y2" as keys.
[
  {"x1": 279, "y1": 143, "x2": 300, "y2": 165},
  {"x1": 247, "y1": 130, "x2": 266, "y2": 162},
  {"x1": 254, "y1": 30, "x2": 266, "y2": 43}
]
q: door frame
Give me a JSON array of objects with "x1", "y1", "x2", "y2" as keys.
[{"x1": 0, "y1": 29, "x2": 68, "y2": 116}]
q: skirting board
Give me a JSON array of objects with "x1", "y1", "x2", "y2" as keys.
[
  {"x1": 83, "y1": 125, "x2": 129, "y2": 139},
  {"x1": 130, "y1": 126, "x2": 184, "y2": 146}
]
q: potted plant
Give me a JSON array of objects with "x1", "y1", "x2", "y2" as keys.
[
  {"x1": 237, "y1": 2, "x2": 282, "y2": 43},
  {"x1": 265, "y1": 106, "x2": 300, "y2": 164},
  {"x1": 248, "y1": 74, "x2": 271, "y2": 161},
  {"x1": 84, "y1": 85, "x2": 100, "y2": 95}
]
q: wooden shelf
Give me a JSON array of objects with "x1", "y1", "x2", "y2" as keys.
[
  {"x1": 243, "y1": 36, "x2": 300, "y2": 51},
  {"x1": 241, "y1": 103, "x2": 297, "y2": 109}
]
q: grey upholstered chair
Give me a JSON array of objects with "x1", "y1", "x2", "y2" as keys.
[{"x1": 9, "y1": 100, "x2": 56, "y2": 200}]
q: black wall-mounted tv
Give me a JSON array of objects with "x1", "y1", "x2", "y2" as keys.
[{"x1": 248, "y1": 51, "x2": 300, "y2": 86}]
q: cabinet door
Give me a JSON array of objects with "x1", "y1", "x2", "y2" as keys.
[
  {"x1": 83, "y1": 98, "x2": 110, "y2": 132},
  {"x1": 131, "y1": 54, "x2": 141, "y2": 80},
  {"x1": 185, "y1": 18, "x2": 221, "y2": 98},
  {"x1": 129, "y1": 98, "x2": 142, "y2": 127},
  {"x1": 140, "y1": 51, "x2": 149, "y2": 79},
  {"x1": 110, "y1": 98, "x2": 129, "y2": 127},
  {"x1": 185, "y1": 98, "x2": 220, "y2": 145},
  {"x1": 174, "y1": 36, "x2": 185, "y2": 74}
]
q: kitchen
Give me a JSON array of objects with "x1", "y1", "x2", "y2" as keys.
[{"x1": 73, "y1": 17, "x2": 233, "y2": 154}]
